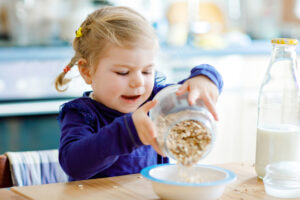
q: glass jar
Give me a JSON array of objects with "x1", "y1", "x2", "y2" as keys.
[
  {"x1": 150, "y1": 84, "x2": 216, "y2": 166},
  {"x1": 255, "y1": 38, "x2": 300, "y2": 179},
  {"x1": 263, "y1": 161, "x2": 300, "y2": 198}
]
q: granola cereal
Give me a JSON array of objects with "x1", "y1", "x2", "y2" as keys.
[{"x1": 155, "y1": 109, "x2": 212, "y2": 166}]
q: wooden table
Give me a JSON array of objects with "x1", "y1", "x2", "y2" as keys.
[
  {"x1": 9, "y1": 164, "x2": 281, "y2": 200},
  {"x1": 0, "y1": 189, "x2": 27, "y2": 200}
]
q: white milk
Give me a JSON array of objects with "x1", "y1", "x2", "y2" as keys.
[{"x1": 255, "y1": 125, "x2": 300, "y2": 178}]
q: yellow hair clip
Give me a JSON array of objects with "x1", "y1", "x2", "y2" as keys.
[{"x1": 75, "y1": 27, "x2": 83, "y2": 38}]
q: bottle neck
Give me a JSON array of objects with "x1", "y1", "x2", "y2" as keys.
[{"x1": 271, "y1": 44, "x2": 297, "y2": 62}]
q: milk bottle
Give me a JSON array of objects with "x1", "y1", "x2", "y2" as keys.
[{"x1": 255, "y1": 38, "x2": 300, "y2": 179}]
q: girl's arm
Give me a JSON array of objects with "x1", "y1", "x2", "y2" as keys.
[
  {"x1": 59, "y1": 104, "x2": 143, "y2": 180},
  {"x1": 152, "y1": 64, "x2": 223, "y2": 96},
  {"x1": 178, "y1": 64, "x2": 223, "y2": 93}
]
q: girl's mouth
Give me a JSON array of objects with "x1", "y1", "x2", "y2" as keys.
[{"x1": 121, "y1": 95, "x2": 141, "y2": 102}]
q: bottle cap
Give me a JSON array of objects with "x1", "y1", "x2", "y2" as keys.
[{"x1": 271, "y1": 38, "x2": 298, "y2": 45}]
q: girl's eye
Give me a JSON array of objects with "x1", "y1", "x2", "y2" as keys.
[
  {"x1": 115, "y1": 72, "x2": 128, "y2": 76},
  {"x1": 143, "y1": 71, "x2": 153, "y2": 75}
]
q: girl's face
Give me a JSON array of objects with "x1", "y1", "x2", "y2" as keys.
[{"x1": 89, "y1": 44, "x2": 156, "y2": 113}]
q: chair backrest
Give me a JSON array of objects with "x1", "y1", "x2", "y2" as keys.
[
  {"x1": 6, "y1": 149, "x2": 68, "y2": 186},
  {"x1": 0, "y1": 154, "x2": 13, "y2": 188}
]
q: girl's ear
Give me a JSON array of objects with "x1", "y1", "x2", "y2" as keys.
[{"x1": 78, "y1": 58, "x2": 92, "y2": 84}]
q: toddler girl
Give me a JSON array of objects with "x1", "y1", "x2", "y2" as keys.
[{"x1": 55, "y1": 6, "x2": 223, "y2": 181}]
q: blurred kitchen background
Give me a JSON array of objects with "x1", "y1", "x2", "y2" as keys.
[{"x1": 1, "y1": 0, "x2": 300, "y2": 164}]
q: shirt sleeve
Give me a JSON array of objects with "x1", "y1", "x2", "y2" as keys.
[
  {"x1": 178, "y1": 64, "x2": 224, "y2": 93},
  {"x1": 150, "y1": 71, "x2": 172, "y2": 99},
  {"x1": 58, "y1": 103, "x2": 143, "y2": 180}
]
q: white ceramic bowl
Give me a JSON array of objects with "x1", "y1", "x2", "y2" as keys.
[{"x1": 141, "y1": 164, "x2": 236, "y2": 200}]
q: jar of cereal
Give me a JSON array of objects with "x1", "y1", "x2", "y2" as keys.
[{"x1": 150, "y1": 84, "x2": 216, "y2": 166}]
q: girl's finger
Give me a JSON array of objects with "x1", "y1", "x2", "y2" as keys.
[
  {"x1": 202, "y1": 96, "x2": 219, "y2": 121},
  {"x1": 141, "y1": 118, "x2": 164, "y2": 156},
  {"x1": 143, "y1": 118, "x2": 156, "y2": 138},
  {"x1": 150, "y1": 138, "x2": 164, "y2": 156},
  {"x1": 187, "y1": 89, "x2": 200, "y2": 106},
  {"x1": 141, "y1": 122, "x2": 164, "y2": 156},
  {"x1": 176, "y1": 84, "x2": 188, "y2": 95},
  {"x1": 140, "y1": 99, "x2": 157, "y2": 113}
]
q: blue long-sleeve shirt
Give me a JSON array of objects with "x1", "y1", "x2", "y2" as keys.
[{"x1": 58, "y1": 64, "x2": 223, "y2": 181}]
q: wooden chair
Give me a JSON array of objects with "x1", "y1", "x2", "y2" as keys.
[{"x1": 0, "y1": 154, "x2": 13, "y2": 188}]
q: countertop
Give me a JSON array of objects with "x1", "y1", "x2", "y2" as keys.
[
  {"x1": 0, "y1": 40, "x2": 276, "y2": 62},
  {"x1": 0, "y1": 40, "x2": 298, "y2": 117}
]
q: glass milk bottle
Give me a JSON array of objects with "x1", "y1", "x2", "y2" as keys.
[{"x1": 255, "y1": 38, "x2": 300, "y2": 179}]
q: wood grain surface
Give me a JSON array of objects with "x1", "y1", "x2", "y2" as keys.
[
  {"x1": 0, "y1": 189, "x2": 27, "y2": 200},
  {"x1": 10, "y1": 163, "x2": 283, "y2": 200}
]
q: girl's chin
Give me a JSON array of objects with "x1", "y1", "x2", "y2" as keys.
[
  {"x1": 116, "y1": 102, "x2": 141, "y2": 113},
  {"x1": 118, "y1": 106, "x2": 139, "y2": 113}
]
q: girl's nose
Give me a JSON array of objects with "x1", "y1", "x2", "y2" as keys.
[{"x1": 129, "y1": 73, "x2": 144, "y2": 88}]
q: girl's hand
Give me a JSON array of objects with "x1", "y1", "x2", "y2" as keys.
[
  {"x1": 176, "y1": 75, "x2": 219, "y2": 121},
  {"x1": 132, "y1": 100, "x2": 164, "y2": 156}
]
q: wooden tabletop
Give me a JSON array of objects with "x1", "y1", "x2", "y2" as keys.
[
  {"x1": 10, "y1": 163, "x2": 280, "y2": 200},
  {"x1": 0, "y1": 189, "x2": 27, "y2": 200}
]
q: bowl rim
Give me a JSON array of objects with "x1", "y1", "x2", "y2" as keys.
[{"x1": 141, "y1": 163, "x2": 236, "y2": 187}]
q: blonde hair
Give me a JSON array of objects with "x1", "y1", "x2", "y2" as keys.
[{"x1": 55, "y1": 6, "x2": 158, "y2": 92}]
